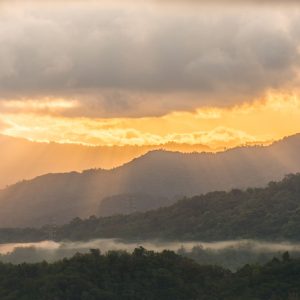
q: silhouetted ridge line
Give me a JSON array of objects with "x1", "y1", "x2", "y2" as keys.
[{"x1": 0, "y1": 133, "x2": 299, "y2": 227}]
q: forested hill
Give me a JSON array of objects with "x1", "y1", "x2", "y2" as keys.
[
  {"x1": 2, "y1": 173, "x2": 300, "y2": 243},
  {"x1": 0, "y1": 133, "x2": 300, "y2": 228},
  {"x1": 0, "y1": 248, "x2": 299, "y2": 300},
  {"x1": 54, "y1": 173, "x2": 300, "y2": 242}
]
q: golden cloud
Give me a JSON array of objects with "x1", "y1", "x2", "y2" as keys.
[
  {"x1": 0, "y1": 98, "x2": 79, "y2": 114},
  {"x1": 0, "y1": 90, "x2": 299, "y2": 151}
]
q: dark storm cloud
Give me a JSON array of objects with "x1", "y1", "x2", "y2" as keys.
[{"x1": 0, "y1": 1, "x2": 300, "y2": 116}]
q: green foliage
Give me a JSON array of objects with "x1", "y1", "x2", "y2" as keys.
[
  {"x1": 0, "y1": 248, "x2": 229, "y2": 300},
  {"x1": 0, "y1": 249, "x2": 300, "y2": 299}
]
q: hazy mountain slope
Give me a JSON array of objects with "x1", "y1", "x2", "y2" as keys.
[
  {"x1": 98, "y1": 194, "x2": 173, "y2": 217},
  {"x1": 1, "y1": 173, "x2": 300, "y2": 243},
  {"x1": 0, "y1": 134, "x2": 211, "y2": 188},
  {"x1": 0, "y1": 134, "x2": 148, "y2": 188},
  {"x1": 55, "y1": 173, "x2": 300, "y2": 241},
  {"x1": 0, "y1": 134, "x2": 300, "y2": 227}
]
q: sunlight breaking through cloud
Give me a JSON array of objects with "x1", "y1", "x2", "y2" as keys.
[{"x1": 0, "y1": 91, "x2": 299, "y2": 150}]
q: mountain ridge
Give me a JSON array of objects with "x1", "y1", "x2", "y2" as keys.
[
  {"x1": 0, "y1": 133, "x2": 287, "y2": 190},
  {"x1": 0, "y1": 133, "x2": 299, "y2": 227},
  {"x1": 0, "y1": 133, "x2": 213, "y2": 189}
]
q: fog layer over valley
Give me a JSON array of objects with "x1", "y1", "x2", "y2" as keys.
[{"x1": 1, "y1": 239, "x2": 300, "y2": 270}]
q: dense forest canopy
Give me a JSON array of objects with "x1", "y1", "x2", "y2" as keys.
[{"x1": 0, "y1": 248, "x2": 299, "y2": 300}]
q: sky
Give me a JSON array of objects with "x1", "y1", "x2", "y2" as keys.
[{"x1": 0, "y1": 0, "x2": 300, "y2": 152}]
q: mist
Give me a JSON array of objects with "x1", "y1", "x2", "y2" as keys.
[{"x1": 1, "y1": 239, "x2": 300, "y2": 270}]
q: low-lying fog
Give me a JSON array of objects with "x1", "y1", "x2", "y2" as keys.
[{"x1": 1, "y1": 239, "x2": 299, "y2": 270}]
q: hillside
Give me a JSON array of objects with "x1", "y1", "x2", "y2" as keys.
[
  {"x1": 2, "y1": 173, "x2": 300, "y2": 243},
  {"x1": 98, "y1": 194, "x2": 173, "y2": 217},
  {"x1": 0, "y1": 248, "x2": 299, "y2": 300},
  {"x1": 0, "y1": 134, "x2": 300, "y2": 227},
  {"x1": 54, "y1": 173, "x2": 300, "y2": 241}
]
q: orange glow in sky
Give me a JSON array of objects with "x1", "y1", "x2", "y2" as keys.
[{"x1": 1, "y1": 90, "x2": 300, "y2": 152}]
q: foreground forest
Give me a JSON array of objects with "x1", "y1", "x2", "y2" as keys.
[
  {"x1": 0, "y1": 248, "x2": 299, "y2": 300},
  {"x1": 1, "y1": 173, "x2": 300, "y2": 243}
]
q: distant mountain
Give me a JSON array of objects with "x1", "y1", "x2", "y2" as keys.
[
  {"x1": 0, "y1": 134, "x2": 300, "y2": 227},
  {"x1": 0, "y1": 134, "x2": 148, "y2": 188},
  {"x1": 98, "y1": 194, "x2": 173, "y2": 217},
  {"x1": 0, "y1": 134, "x2": 211, "y2": 188}
]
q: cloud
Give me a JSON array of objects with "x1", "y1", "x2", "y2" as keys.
[
  {"x1": 1, "y1": 91, "x2": 300, "y2": 148},
  {"x1": 0, "y1": 1, "x2": 299, "y2": 117},
  {"x1": 0, "y1": 99, "x2": 79, "y2": 115},
  {"x1": 0, "y1": 112, "x2": 258, "y2": 147}
]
